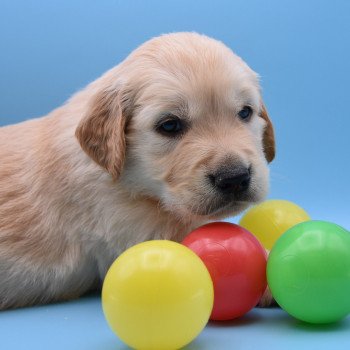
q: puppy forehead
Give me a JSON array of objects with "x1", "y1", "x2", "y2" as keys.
[
  {"x1": 134, "y1": 68, "x2": 260, "y2": 126},
  {"x1": 185, "y1": 69, "x2": 261, "y2": 117},
  {"x1": 129, "y1": 33, "x2": 261, "y2": 124}
]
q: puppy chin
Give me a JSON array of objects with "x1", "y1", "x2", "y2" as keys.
[
  {"x1": 195, "y1": 199, "x2": 252, "y2": 220},
  {"x1": 163, "y1": 189, "x2": 266, "y2": 223},
  {"x1": 206, "y1": 202, "x2": 251, "y2": 220}
]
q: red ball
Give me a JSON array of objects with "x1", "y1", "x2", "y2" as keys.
[{"x1": 182, "y1": 222, "x2": 267, "y2": 321}]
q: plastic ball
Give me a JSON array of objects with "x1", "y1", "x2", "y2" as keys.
[
  {"x1": 102, "y1": 240, "x2": 213, "y2": 350},
  {"x1": 182, "y1": 222, "x2": 267, "y2": 321},
  {"x1": 239, "y1": 199, "x2": 311, "y2": 250},
  {"x1": 267, "y1": 220, "x2": 350, "y2": 324}
]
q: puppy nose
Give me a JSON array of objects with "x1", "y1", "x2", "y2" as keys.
[{"x1": 209, "y1": 167, "x2": 251, "y2": 194}]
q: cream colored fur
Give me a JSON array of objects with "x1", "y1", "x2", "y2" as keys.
[{"x1": 0, "y1": 32, "x2": 275, "y2": 309}]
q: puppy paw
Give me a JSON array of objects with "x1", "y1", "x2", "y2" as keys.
[
  {"x1": 257, "y1": 248, "x2": 277, "y2": 308},
  {"x1": 257, "y1": 286, "x2": 276, "y2": 307}
]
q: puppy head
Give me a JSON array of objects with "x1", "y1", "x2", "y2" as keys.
[{"x1": 76, "y1": 33, "x2": 275, "y2": 221}]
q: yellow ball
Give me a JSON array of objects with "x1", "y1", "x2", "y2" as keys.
[
  {"x1": 102, "y1": 240, "x2": 214, "y2": 350},
  {"x1": 239, "y1": 200, "x2": 311, "y2": 250}
]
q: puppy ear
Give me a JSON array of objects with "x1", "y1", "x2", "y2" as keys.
[
  {"x1": 259, "y1": 104, "x2": 276, "y2": 163},
  {"x1": 75, "y1": 88, "x2": 127, "y2": 179}
]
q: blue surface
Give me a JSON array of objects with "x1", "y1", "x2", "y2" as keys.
[
  {"x1": 0, "y1": 1, "x2": 350, "y2": 348},
  {"x1": 1, "y1": 295, "x2": 349, "y2": 350}
]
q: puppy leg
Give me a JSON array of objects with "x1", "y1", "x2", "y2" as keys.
[
  {"x1": 257, "y1": 249, "x2": 277, "y2": 308},
  {"x1": 0, "y1": 240, "x2": 99, "y2": 310}
]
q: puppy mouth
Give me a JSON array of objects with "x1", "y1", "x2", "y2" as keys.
[{"x1": 190, "y1": 192, "x2": 257, "y2": 217}]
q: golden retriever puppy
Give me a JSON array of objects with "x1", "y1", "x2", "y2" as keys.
[{"x1": 0, "y1": 32, "x2": 275, "y2": 309}]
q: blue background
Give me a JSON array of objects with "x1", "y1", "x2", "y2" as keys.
[
  {"x1": 0, "y1": 2, "x2": 350, "y2": 349},
  {"x1": 0, "y1": 0, "x2": 349, "y2": 228}
]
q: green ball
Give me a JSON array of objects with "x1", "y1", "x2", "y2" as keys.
[{"x1": 267, "y1": 220, "x2": 350, "y2": 324}]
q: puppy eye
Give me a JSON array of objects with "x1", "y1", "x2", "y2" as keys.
[
  {"x1": 156, "y1": 116, "x2": 184, "y2": 136},
  {"x1": 238, "y1": 106, "x2": 253, "y2": 121}
]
